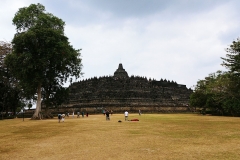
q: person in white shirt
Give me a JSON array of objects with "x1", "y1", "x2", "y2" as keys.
[
  {"x1": 61, "y1": 114, "x2": 65, "y2": 122},
  {"x1": 124, "y1": 111, "x2": 128, "y2": 121}
]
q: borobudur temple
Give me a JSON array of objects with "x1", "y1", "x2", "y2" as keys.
[{"x1": 61, "y1": 63, "x2": 193, "y2": 113}]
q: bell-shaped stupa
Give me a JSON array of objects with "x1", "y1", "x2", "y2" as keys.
[{"x1": 113, "y1": 63, "x2": 129, "y2": 78}]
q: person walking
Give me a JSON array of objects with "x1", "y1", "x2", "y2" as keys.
[
  {"x1": 58, "y1": 114, "x2": 62, "y2": 123},
  {"x1": 124, "y1": 110, "x2": 128, "y2": 121},
  {"x1": 77, "y1": 111, "x2": 80, "y2": 118},
  {"x1": 139, "y1": 110, "x2": 141, "y2": 116},
  {"x1": 61, "y1": 114, "x2": 65, "y2": 122},
  {"x1": 106, "y1": 110, "x2": 110, "y2": 120},
  {"x1": 82, "y1": 111, "x2": 84, "y2": 118}
]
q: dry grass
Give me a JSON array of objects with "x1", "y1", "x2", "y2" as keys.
[{"x1": 1, "y1": 114, "x2": 240, "y2": 160}]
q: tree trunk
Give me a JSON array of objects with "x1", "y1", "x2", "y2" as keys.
[
  {"x1": 31, "y1": 83, "x2": 42, "y2": 120},
  {"x1": 43, "y1": 92, "x2": 53, "y2": 119}
]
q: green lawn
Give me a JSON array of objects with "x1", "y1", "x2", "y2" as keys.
[{"x1": 1, "y1": 114, "x2": 240, "y2": 160}]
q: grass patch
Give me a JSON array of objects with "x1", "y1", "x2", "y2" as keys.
[{"x1": 1, "y1": 114, "x2": 240, "y2": 160}]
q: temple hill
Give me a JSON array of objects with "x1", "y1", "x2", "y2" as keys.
[{"x1": 46, "y1": 63, "x2": 193, "y2": 114}]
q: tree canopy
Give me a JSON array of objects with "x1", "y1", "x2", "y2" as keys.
[
  {"x1": 0, "y1": 41, "x2": 24, "y2": 118},
  {"x1": 190, "y1": 39, "x2": 240, "y2": 116},
  {"x1": 5, "y1": 3, "x2": 83, "y2": 119}
]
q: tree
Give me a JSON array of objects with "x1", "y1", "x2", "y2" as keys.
[
  {"x1": 190, "y1": 38, "x2": 240, "y2": 116},
  {"x1": 221, "y1": 38, "x2": 240, "y2": 74},
  {"x1": 190, "y1": 69, "x2": 240, "y2": 116},
  {"x1": 221, "y1": 38, "x2": 240, "y2": 93},
  {"x1": 5, "y1": 3, "x2": 82, "y2": 119},
  {"x1": 0, "y1": 41, "x2": 23, "y2": 117},
  {"x1": 221, "y1": 38, "x2": 240, "y2": 116},
  {"x1": 0, "y1": 41, "x2": 10, "y2": 114}
]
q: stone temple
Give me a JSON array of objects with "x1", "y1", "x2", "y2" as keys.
[{"x1": 62, "y1": 63, "x2": 193, "y2": 113}]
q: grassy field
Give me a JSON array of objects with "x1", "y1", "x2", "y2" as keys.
[{"x1": 1, "y1": 113, "x2": 240, "y2": 160}]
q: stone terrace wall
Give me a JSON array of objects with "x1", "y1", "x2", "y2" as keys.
[{"x1": 55, "y1": 75, "x2": 193, "y2": 113}]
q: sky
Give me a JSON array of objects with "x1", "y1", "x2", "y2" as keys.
[{"x1": 1, "y1": 0, "x2": 240, "y2": 89}]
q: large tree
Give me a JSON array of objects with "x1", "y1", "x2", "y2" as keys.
[
  {"x1": 221, "y1": 38, "x2": 240, "y2": 95},
  {"x1": 190, "y1": 38, "x2": 240, "y2": 116},
  {"x1": 221, "y1": 38, "x2": 240, "y2": 116},
  {"x1": 5, "y1": 3, "x2": 82, "y2": 119}
]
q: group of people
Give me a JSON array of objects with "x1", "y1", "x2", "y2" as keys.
[
  {"x1": 71, "y1": 111, "x2": 89, "y2": 118},
  {"x1": 58, "y1": 109, "x2": 141, "y2": 122},
  {"x1": 105, "y1": 110, "x2": 141, "y2": 121},
  {"x1": 77, "y1": 111, "x2": 88, "y2": 118},
  {"x1": 103, "y1": 109, "x2": 113, "y2": 120},
  {"x1": 58, "y1": 114, "x2": 65, "y2": 123},
  {"x1": 58, "y1": 111, "x2": 89, "y2": 123},
  {"x1": 103, "y1": 109, "x2": 113, "y2": 116},
  {"x1": 104, "y1": 110, "x2": 129, "y2": 121}
]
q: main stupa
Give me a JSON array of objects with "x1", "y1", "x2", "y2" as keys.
[{"x1": 114, "y1": 63, "x2": 129, "y2": 78}]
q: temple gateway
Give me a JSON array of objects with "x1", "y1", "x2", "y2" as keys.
[{"x1": 54, "y1": 63, "x2": 193, "y2": 113}]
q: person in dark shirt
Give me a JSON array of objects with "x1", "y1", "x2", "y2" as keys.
[
  {"x1": 106, "y1": 110, "x2": 110, "y2": 120},
  {"x1": 82, "y1": 111, "x2": 84, "y2": 118},
  {"x1": 58, "y1": 114, "x2": 62, "y2": 123}
]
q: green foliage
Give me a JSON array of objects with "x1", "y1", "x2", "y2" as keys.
[
  {"x1": 190, "y1": 90, "x2": 207, "y2": 108},
  {"x1": 222, "y1": 98, "x2": 240, "y2": 116},
  {"x1": 191, "y1": 38, "x2": 240, "y2": 116},
  {"x1": 42, "y1": 86, "x2": 69, "y2": 108},
  {"x1": 5, "y1": 3, "x2": 82, "y2": 119},
  {"x1": 221, "y1": 38, "x2": 240, "y2": 75},
  {"x1": 0, "y1": 41, "x2": 24, "y2": 116}
]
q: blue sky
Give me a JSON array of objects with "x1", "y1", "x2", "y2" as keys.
[{"x1": 1, "y1": 0, "x2": 240, "y2": 89}]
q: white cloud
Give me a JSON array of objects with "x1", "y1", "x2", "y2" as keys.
[
  {"x1": 1, "y1": 0, "x2": 240, "y2": 89},
  {"x1": 65, "y1": 2, "x2": 236, "y2": 88},
  {"x1": 0, "y1": 0, "x2": 45, "y2": 41}
]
